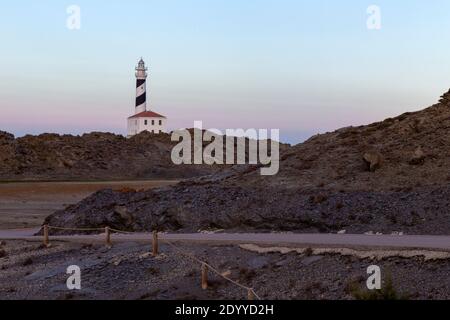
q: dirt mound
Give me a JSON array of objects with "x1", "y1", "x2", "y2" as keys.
[
  {"x1": 43, "y1": 90, "x2": 450, "y2": 234},
  {"x1": 44, "y1": 182, "x2": 450, "y2": 235}
]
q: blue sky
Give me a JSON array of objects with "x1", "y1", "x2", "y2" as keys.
[{"x1": 1, "y1": 0, "x2": 450, "y2": 144}]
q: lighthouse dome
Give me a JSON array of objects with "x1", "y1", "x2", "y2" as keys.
[{"x1": 137, "y1": 58, "x2": 146, "y2": 69}]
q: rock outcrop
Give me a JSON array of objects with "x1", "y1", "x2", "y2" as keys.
[{"x1": 0, "y1": 131, "x2": 221, "y2": 181}]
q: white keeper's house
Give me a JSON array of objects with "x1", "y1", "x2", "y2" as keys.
[{"x1": 127, "y1": 58, "x2": 167, "y2": 137}]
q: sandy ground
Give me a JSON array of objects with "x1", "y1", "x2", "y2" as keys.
[
  {"x1": 0, "y1": 181, "x2": 177, "y2": 229},
  {"x1": 0, "y1": 240, "x2": 449, "y2": 300}
]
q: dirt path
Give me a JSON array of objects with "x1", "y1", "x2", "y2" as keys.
[
  {"x1": 1, "y1": 229, "x2": 450, "y2": 251},
  {"x1": 0, "y1": 180, "x2": 177, "y2": 229}
]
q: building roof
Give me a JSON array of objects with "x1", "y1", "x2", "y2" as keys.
[{"x1": 128, "y1": 111, "x2": 166, "y2": 119}]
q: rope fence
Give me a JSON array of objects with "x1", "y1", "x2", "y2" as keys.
[
  {"x1": 164, "y1": 239, "x2": 261, "y2": 300},
  {"x1": 42, "y1": 224, "x2": 261, "y2": 300}
]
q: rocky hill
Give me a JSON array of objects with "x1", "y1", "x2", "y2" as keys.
[
  {"x1": 0, "y1": 131, "x2": 222, "y2": 181},
  {"x1": 245, "y1": 89, "x2": 450, "y2": 192},
  {"x1": 44, "y1": 90, "x2": 450, "y2": 235}
]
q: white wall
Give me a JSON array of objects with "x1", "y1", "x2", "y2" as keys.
[{"x1": 127, "y1": 117, "x2": 167, "y2": 137}]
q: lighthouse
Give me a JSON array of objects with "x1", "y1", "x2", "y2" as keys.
[{"x1": 127, "y1": 58, "x2": 167, "y2": 137}]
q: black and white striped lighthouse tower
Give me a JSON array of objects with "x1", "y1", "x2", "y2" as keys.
[{"x1": 135, "y1": 58, "x2": 148, "y2": 114}]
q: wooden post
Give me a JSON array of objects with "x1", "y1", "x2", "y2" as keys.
[
  {"x1": 248, "y1": 289, "x2": 255, "y2": 301},
  {"x1": 43, "y1": 224, "x2": 49, "y2": 247},
  {"x1": 105, "y1": 227, "x2": 112, "y2": 247},
  {"x1": 152, "y1": 231, "x2": 159, "y2": 256},
  {"x1": 201, "y1": 263, "x2": 208, "y2": 290}
]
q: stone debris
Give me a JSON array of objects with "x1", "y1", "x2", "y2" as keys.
[
  {"x1": 239, "y1": 244, "x2": 450, "y2": 261},
  {"x1": 2, "y1": 240, "x2": 450, "y2": 300},
  {"x1": 139, "y1": 252, "x2": 152, "y2": 259}
]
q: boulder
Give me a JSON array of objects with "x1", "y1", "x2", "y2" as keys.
[
  {"x1": 363, "y1": 151, "x2": 383, "y2": 172},
  {"x1": 409, "y1": 147, "x2": 425, "y2": 165}
]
